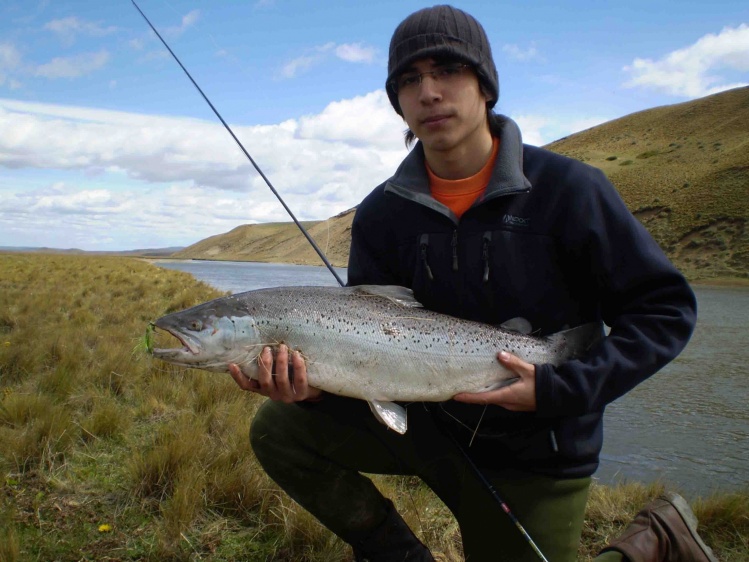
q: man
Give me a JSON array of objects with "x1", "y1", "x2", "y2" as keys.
[{"x1": 229, "y1": 5, "x2": 716, "y2": 561}]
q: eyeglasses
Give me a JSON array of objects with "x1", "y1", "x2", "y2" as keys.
[{"x1": 389, "y1": 63, "x2": 472, "y2": 94}]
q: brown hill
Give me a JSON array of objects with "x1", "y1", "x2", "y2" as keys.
[
  {"x1": 175, "y1": 87, "x2": 749, "y2": 281},
  {"x1": 172, "y1": 208, "x2": 354, "y2": 268}
]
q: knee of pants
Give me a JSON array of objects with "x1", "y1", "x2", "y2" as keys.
[{"x1": 249, "y1": 399, "x2": 295, "y2": 467}]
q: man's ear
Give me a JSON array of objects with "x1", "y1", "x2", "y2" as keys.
[{"x1": 480, "y1": 84, "x2": 493, "y2": 105}]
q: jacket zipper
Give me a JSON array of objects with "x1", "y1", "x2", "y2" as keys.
[
  {"x1": 451, "y1": 230, "x2": 459, "y2": 271},
  {"x1": 482, "y1": 231, "x2": 492, "y2": 282},
  {"x1": 419, "y1": 233, "x2": 434, "y2": 281}
]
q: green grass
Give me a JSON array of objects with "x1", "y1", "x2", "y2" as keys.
[{"x1": 1, "y1": 253, "x2": 746, "y2": 561}]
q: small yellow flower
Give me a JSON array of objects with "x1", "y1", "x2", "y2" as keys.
[
  {"x1": 98, "y1": 524, "x2": 112, "y2": 533},
  {"x1": 2, "y1": 342, "x2": 9, "y2": 347}
]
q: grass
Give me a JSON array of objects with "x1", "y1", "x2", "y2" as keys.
[{"x1": 1, "y1": 252, "x2": 746, "y2": 561}]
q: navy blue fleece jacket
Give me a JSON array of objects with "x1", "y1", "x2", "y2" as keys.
[{"x1": 347, "y1": 115, "x2": 696, "y2": 477}]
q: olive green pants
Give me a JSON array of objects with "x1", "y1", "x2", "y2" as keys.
[{"x1": 250, "y1": 396, "x2": 617, "y2": 562}]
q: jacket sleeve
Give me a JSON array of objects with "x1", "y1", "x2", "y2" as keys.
[
  {"x1": 347, "y1": 202, "x2": 401, "y2": 287},
  {"x1": 534, "y1": 167, "x2": 697, "y2": 417}
]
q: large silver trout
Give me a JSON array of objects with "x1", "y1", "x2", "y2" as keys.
[{"x1": 149, "y1": 285, "x2": 601, "y2": 433}]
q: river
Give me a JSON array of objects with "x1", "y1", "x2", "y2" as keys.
[{"x1": 155, "y1": 259, "x2": 747, "y2": 497}]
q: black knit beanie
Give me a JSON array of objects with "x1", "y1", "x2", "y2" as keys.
[{"x1": 386, "y1": 5, "x2": 499, "y2": 115}]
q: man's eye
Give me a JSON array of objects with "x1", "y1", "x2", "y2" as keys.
[
  {"x1": 399, "y1": 74, "x2": 420, "y2": 88},
  {"x1": 438, "y1": 65, "x2": 462, "y2": 77}
]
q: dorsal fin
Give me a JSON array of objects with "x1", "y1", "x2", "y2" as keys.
[{"x1": 500, "y1": 317, "x2": 533, "y2": 335}]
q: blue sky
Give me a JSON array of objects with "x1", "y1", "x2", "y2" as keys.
[{"x1": 1, "y1": 0, "x2": 747, "y2": 251}]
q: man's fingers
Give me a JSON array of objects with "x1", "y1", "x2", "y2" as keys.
[
  {"x1": 497, "y1": 350, "x2": 534, "y2": 377},
  {"x1": 235, "y1": 345, "x2": 316, "y2": 402},
  {"x1": 498, "y1": 350, "x2": 521, "y2": 369},
  {"x1": 272, "y1": 344, "x2": 294, "y2": 399},
  {"x1": 228, "y1": 363, "x2": 256, "y2": 391},
  {"x1": 256, "y1": 346, "x2": 275, "y2": 393},
  {"x1": 290, "y1": 350, "x2": 309, "y2": 396}
]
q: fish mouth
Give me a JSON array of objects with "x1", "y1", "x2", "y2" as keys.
[{"x1": 148, "y1": 322, "x2": 201, "y2": 356}]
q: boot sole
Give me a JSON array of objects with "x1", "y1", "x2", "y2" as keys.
[{"x1": 661, "y1": 493, "x2": 719, "y2": 562}]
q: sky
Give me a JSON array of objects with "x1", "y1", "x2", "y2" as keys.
[{"x1": 1, "y1": 0, "x2": 747, "y2": 251}]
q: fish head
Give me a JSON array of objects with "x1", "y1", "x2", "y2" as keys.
[{"x1": 149, "y1": 297, "x2": 262, "y2": 373}]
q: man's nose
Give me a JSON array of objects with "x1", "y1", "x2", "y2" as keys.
[{"x1": 417, "y1": 74, "x2": 442, "y2": 102}]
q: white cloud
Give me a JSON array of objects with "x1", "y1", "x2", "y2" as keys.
[
  {"x1": 164, "y1": 10, "x2": 200, "y2": 38},
  {"x1": 280, "y1": 54, "x2": 322, "y2": 79},
  {"x1": 502, "y1": 42, "x2": 544, "y2": 62},
  {"x1": 0, "y1": 92, "x2": 614, "y2": 250},
  {"x1": 280, "y1": 42, "x2": 378, "y2": 78},
  {"x1": 44, "y1": 17, "x2": 117, "y2": 46},
  {"x1": 624, "y1": 24, "x2": 749, "y2": 98},
  {"x1": 0, "y1": 93, "x2": 407, "y2": 249},
  {"x1": 34, "y1": 50, "x2": 110, "y2": 79},
  {"x1": 512, "y1": 115, "x2": 548, "y2": 146},
  {"x1": 0, "y1": 42, "x2": 22, "y2": 87},
  {"x1": 335, "y1": 43, "x2": 377, "y2": 64},
  {"x1": 511, "y1": 114, "x2": 611, "y2": 146},
  {"x1": 0, "y1": 42, "x2": 21, "y2": 69},
  {"x1": 297, "y1": 90, "x2": 403, "y2": 149}
]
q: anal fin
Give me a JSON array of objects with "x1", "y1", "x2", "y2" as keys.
[{"x1": 367, "y1": 400, "x2": 407, "y2": 434}]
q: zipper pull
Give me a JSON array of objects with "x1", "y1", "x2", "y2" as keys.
[
  {"x1": 419, "y1": 233, "x2": 434, "y2": 281},
  {"x1": 451, "y1": 231, "x2": 458, "y2": 271},
  {"x1": 482, "y1": 231, "x2": 492, "y2": 282}
]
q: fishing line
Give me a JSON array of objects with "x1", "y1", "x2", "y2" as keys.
[{"x1": 131, "y1": 0, "x2": 345, "y2": 288}]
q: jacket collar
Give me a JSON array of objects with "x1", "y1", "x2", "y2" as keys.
[{"x1": 384, "y1": 114, "x2": 532, "y2": 216}]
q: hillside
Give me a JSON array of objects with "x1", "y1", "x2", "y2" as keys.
[
  {"x1": 175, "y1": 87, "x2": 749, "y2": 281},
  {"x1": 172, "y1": 208, "x2": 354, "y2": 267}
]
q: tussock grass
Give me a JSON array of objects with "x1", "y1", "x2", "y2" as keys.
[{"x1": 0, "y1": 253, "x2": 745, "y2": 561}]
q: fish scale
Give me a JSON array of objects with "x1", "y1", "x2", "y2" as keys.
[{"x1": 151, "y1": 284, "x2": 601, "y2": 432}]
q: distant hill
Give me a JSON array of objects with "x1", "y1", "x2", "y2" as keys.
[
  {"x1": 171, "y1": 210, "x2": 354, "y2": 267},
  {"x1": 0, "y1": 246, "x2": 184, "y2": 258},
  {"x1": 175, "y1": 87, "x2": 749, "y2": 282}
]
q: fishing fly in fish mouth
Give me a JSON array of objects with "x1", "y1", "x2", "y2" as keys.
[{"x1": 134, "y1": 2, "x2": 711, "y2": 562}]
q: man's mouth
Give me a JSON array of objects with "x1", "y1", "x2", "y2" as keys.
[{"x1": 421, "y1": 114, "x2": 452, "y2": 125}]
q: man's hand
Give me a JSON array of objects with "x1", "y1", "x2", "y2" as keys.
[
  {"x1": 228, "y1": 344, "x2": 323, "y2": 403},
  {"x1": 453, "y1": 351, "x2": 537, "y2": 411}
]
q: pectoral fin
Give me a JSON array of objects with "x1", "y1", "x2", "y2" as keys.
[{"x1": 367, "y1": 400, "x2": 407, "y2": 434}]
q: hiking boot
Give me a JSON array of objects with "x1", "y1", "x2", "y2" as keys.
[
  {"x1": 352, "y1": 500, "x2": 435, "y2": 562},
  {"x1": 599, "y1": 492, "x2": 718, "y2": 562}
]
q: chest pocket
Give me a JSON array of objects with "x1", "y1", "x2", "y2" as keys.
[
  {"x1": 478, "y1": 229, "x2": 572, "y2": 328},
  {"x1": 398, "y1": 228, "x2": 571, "y2": 329}
]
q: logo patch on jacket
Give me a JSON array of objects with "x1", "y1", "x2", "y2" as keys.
[{"x1": 503, "y1": 214, "x2": 531, "y2": 227}]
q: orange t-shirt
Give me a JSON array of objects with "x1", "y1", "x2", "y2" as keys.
[{"x1": 427, "y1": 137, "x2": 500, "y2": 219}]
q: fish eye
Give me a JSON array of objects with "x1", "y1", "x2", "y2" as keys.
[{"x1": 189, "y1": 320, "x2": 203, "y2": 331}]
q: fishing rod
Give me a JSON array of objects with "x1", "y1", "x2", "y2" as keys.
[
  {"x1": 131, "y1": 3, "x2": 549, "y2": 560},
  {"x1": 130, "y1": 0, "x2": 345, "y2": 288}
]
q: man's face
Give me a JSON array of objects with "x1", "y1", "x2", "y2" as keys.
[{"x1": 395, "y1": 58, "x2": 490, "y2": 155}]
